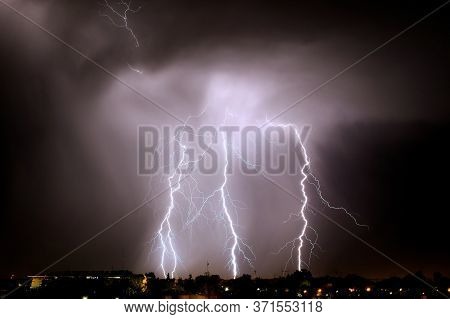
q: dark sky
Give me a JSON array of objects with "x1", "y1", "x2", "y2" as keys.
[{"x1": 1, "y1": 0, "x2": 450, "y2": 279}]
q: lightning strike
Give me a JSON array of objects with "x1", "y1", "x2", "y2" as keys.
[
  {"x1": 297, "y1": 129, "x2": 310, "y2": 271},
  {"x1": 100, "y1": 0, "x2": 140, "y2": 47},
  {"x1": 270, "y1": 123, "x2": 366, "y2": 272},
  {"x1": 156, "y1": 129, "x2": 185, "y2": 278},
  {"x1": 219, "y1": 130, "x2": 255, "y2": 279},
  {"x1": 150, "y1": 110, "x2": 254, "y2": 279}
]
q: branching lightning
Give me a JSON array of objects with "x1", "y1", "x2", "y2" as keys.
[
  {"x1": 100, "y1": 0, "x2": 140, "y2": 47},
  {"x1": 269, "y1": 123, "x2": 366, "y2": 272},
  {"x1": 146, "y1": 116, "x2": 365, "y2": 278},
  {"x1": 307, "y1": 172, "x2": 368, "y2": 228},
  {"x1": 219, "y1": 129, "x2": 255, "y2": 279},
  {"x1": 156, "y1": 129, "x2": 185, "y2": 278},
  {"x1": 150, "y1": 111, "x2": 254, "y2": 279}
]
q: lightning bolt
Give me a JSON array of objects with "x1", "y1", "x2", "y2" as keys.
[
  {"x1": 100, "y1": 0, "x2": 140, "y2": 47},
  {"x1": 156, "y1": 129, "x2": 185, "y2": 278},
  {"x1": 219, "y1": 129, "x2": 255, "y2": 279},
  {"x1": 297, "y1": 127, "x2": 310, "y2": 271},
  {"x1": 268, "y1": 123, "x2": 366, "y2": 272},
  {"x1": 153, "y1": 115, "x2": 204, "y2": 279}
]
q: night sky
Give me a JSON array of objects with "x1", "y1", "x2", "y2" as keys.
[{"x1": 1, "y1": 0, "x2": 450, "y2": 279}]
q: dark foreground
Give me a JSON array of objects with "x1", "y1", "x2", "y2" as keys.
[{"x1": 1, "y1": 270, "x2": 449, "y2": 299}]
